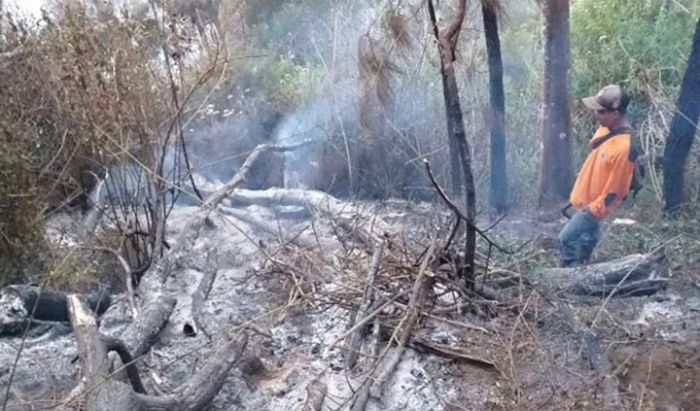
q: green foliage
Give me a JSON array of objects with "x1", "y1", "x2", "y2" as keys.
[
  {"x1": 243, "y1": 0, "x2": 334, "y2": 62},
  {"x1": 262, "y1": 57, "x2": 318, "y2": 111},
  {"x1": 571, "y1": 0, "x2": 699, "y2": 108}
]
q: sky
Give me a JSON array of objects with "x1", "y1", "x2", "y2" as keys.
[{"x1": 5, "y1": 0, "x2": 44, "y2": 18}]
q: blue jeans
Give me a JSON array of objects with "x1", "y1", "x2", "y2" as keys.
[{"x1": 556, "y1": 210, "x2": 600, "y2": 267}]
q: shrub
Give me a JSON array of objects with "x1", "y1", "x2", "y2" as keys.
[{"x1": 0, "y1": 1, "x2": 224, "y2": 285}]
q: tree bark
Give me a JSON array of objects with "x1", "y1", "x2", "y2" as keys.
[
  {"x1": 538, "y1": 0, "x2": 573, "y2": 206},
  {"x1": 663, "y1": 17, "x2": 700, "y2": 213},
  {"x1": 427, "y1": 0, "x2": 468, "y2": 198},
  {"x1": 482, "y1": 1, "x2": 508, "y2": 213},
  {"x1": 427, "y1": 0, "x2": 477, "y2": 287}
]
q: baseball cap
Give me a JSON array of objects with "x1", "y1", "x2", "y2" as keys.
[{"x1": 582, "y1": 84, "x2": 628, "y2": 111}]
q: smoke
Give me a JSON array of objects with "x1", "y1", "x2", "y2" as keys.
[{"x1": 89, "y1": 0, "x2": 542, "y2": 203}]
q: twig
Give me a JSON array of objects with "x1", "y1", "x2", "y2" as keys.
[
  {"x1": 371, "y1": 240, "x2": 436, "y2": 399},
  {"x1": 301, "y1": 371, "x2": 327, "y2": 411},
  {"x1": 411, "y1": 337, "x2": 495, "y2": 368},
  {"x1": 86, "y1": 246, "x2": 138, "y2": 319},
  {"x1": 424, "y1": 159, "x2": 514, "y2": 254},
  {"x1": 345, "y1": 241, "x2": 385, "y2": 368},
  {"x1": 349, "y1": 240, "x2": 436, "y2": 411},
  {"x1": 330, "y1": 291, "x2": 406, "y2": 350}
]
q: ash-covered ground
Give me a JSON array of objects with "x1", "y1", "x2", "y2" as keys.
[{"x1": 2, "y1": 189, "x2": 700, "y2": 411}]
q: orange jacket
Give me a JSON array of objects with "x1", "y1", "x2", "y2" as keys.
[{"x1": 569, "y1": 127, "x2": 634, "y2": 220}]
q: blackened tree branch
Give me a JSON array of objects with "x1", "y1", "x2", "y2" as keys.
[{"x1": 424, "y1": 159, "x2": 514, "y2": 255}]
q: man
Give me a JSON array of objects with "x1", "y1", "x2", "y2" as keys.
[{"x1": 557, "y1": 84, "x2": 636, "y2": 267}]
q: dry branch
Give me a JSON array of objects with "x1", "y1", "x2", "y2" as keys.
[
  {"x1": 371, "y1": 242, "x2": 434, "y2": 399},
  {"x1": 120, "y1": 292, "x2": 176, "y2": 358},
  {"x1": 203, "y1": 141, "x2": 312, "y2": 210},
  {"x1": 345, "y1": 241, "x2": 385, "y2": 369},
  {"x1": 350, "y1": 242, "x2": 435, "y2": 411},
  {"x1": 67, "y1": 294, "x2": 247, "y2": 411},
  {"x1": 424, "y1": 159, "x2": 514, "y2": 255},
  {"x1": 102, "y1": 337, "x2": 147, "y2": 394},
  {"x1": 410, "y1": 337, "x2": 495, "y2": 368},
  {"x1": 190, "y1": 250, "x2": 219, "y2": 339},
  {"x1": 68, "y1": 294, "x2": 136, "y2": 411},
  {"x1": 133, "y1": 332, "x2": 248, "y2": 411}
]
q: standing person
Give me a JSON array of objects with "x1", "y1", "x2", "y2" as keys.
[{"x1": 557, "y1": 84, "x2": 637, "y2": 267}]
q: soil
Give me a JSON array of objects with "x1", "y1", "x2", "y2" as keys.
[{"x1": 613, "y1": 342, "x2": 700, "y2": 411}]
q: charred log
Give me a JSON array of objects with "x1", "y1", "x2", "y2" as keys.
[
  {"x1": 541, "y1": 251, "x2": 667, "y2": 298},
  {"x1": 67, "y1": 295, "x2": 247, "y2": 411},
  {"x1": 119, "y1": 292, "x2": 176, "y2": 358},
  {"x1": 103, "y1": 336, "x2": 147, "y2": 394},
  {"x1": 0, "y1": 285, "x2": 110, "y2": 336},
  {"x1": 228, "y1": 188, "x2": 393, "y2": 248}
]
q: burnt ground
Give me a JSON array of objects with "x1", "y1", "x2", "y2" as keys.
[
  {"x1": 483, "y1": 205, "x2": 700, "y2": 411},
  {"x1": 2, "y1": 191, "x2": 700, "y2": 411}
]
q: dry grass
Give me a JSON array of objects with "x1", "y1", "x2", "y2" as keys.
[{"x1": 0, "y1": 1, "x2": 228, "y2": 286}]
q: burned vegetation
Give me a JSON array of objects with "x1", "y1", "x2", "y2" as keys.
[
  {"x1": 2, "y1": 1, "x2": 700, "y2": 411},
  {"x1": 1, "y1": 141, "x2": 697, "y2": 411}
]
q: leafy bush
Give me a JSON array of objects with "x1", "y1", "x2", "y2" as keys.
[{"x1": 571, "y1": 0, "x2": 699, "y2": 100}]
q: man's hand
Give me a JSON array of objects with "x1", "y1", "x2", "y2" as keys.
[{"x1": 561, "y1": 203, "x2": 573, "y2": 220}]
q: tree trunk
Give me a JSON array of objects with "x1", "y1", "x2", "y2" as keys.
[
  {"x1": 427, "y1": 0, "x2": 477, "y2": 287},
  {"x1": 663, "y1": 18, "x2": 700, "y2": 213},
  {"x1": 538, "y1": 0, "x2": 573, "y2": 206},
  {"x1": 482, "y1": 1, "x2": 508, "y2": 213}
]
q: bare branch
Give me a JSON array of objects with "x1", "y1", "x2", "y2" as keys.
[{"x1": 443, "y1": 0, "x2": 467, "y2": 47}]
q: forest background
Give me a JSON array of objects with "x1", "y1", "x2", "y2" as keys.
[{"x1": 1, "y1": 0, "x2": 699, "y2": 286}]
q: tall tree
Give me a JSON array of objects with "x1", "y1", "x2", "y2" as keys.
[
  {"x1": 538, "y1": 0, "x2": 573, "y2": 206},
  {"x1": 427, "y1": 0, "x2": 477, "y2": 287},
  {"x1": 482, "y1": 0, "x2": 508, "y2": 212},
  {"x1": 663, "y1": 17, "x2": 700, "y2": 213}
]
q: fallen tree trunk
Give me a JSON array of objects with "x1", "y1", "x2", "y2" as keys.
[
  {"x1": 540, "y1": 251, "x2": 666, "y2": 297},
  {"x1": 229, "y1": 188, "x2": 394, "y2": 248},
  {"x1": 0, "y1": 285, "x2": 111, "y2": 336},
  {"x1": 67, "y1": 295, "x2": 247, "y2": 411}
]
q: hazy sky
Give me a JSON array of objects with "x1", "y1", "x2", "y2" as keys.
[{"x1": 5, "y1": 0, "x2": 43, "y2": 17}]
